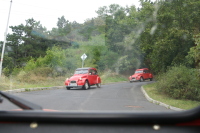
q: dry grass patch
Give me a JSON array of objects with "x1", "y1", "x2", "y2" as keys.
[{"x1": 0, "y1": 75, "x2": 65, "y2": 91}]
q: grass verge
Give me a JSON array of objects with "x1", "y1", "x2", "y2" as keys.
[
  {"x1": 100, "y1": 73, "x2": 128, "y2": 84},
  {"x1": 0, "y1": 76, "x2": 65, "y2": 91},
  {"x1": 0, "y1": 72, "x2": 128, "y2": 91},
  {"x1": 143, "y1": 83, "x2": 200, "y2": 110}
]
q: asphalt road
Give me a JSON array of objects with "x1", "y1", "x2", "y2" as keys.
[{"x1": 0, "y1": 81, "x2": 173, "y2": 112}]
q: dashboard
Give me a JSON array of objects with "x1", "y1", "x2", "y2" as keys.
[{"x1": 1, "y1": 106, "x2": 200, "y2": 133}]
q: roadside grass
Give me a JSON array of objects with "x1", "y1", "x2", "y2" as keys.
[
  {"x1": 0, "y1": 76, "x2": 65, "y2": 91},
  {"x1": 100, "y1": 72, "x2": 128, "y2": 84},
  {"x1": 0, "y1": 72, "x2": 128, "y2": 91},
  {"x1": 143, "y1": 83, "x2": 200, "y2": 110}
]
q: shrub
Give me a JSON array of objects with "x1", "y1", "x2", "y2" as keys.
[
  {"x1": 17, "y1": 70, "x2": 47, "y2": 83},
  {"x1": 155, "y1": 65, "x2": 200, "y2": 101},
  {"x1": 11, "y1": 67, "x2": 22, "y2": 76},
  {"x1": 32, "y1": 67, "x2": 53, "y2": 77},
  {"x1": 3, "y1": 67, "x2": 10, "y2": 77}
]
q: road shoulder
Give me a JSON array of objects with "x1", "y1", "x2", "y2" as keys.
[{"x1": 141, "y1": 86, "x2": 185, "y2": 111}]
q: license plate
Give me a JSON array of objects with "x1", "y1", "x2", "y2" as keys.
[
  {"x1": 70, "y1": 83, "x2": 77, "y2": 86},
  {"x1": 131, "y1": 78, "x2": 136, "y2": 81}
]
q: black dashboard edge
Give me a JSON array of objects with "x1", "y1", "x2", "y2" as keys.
[{"x1": 0, "y1": 106, "x2": 200, "y2": 124}]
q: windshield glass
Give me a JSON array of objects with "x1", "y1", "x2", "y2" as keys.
[
  {"x1": 135, "y1": 71, "x2": 143, "y2": 74},
  {"x1": 74, "y1": 69, "x2": 88, "y2": 74},
  {"x1": 0, "y1": 0, "x2": 200, "y2": 112}
]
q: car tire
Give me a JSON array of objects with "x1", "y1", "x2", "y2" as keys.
[
  {"x1": 66, "y1": 87, "x2": 70, "y2": 90},
  {"x1": 83, "y1": 81, "x2": 90, "y2": 90},
  {"x1": 96, "y1": 83, "x2": 101, "y2": 88},
  {"x1": 150, "y1": 78, "x2": 153, "y2": 81},
  {"x1": 140, "y1": 77, "x2": 144, "y2": 82},
  {"x1": 130, "y1": 81, "x2": 133, "y2": 83}
]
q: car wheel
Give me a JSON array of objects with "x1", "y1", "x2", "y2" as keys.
[
  {"x1": 150, "y1": 78, "x2": 153, "y2": 81},
  {"x1": 66, "y1": 87, "x2": 70, "y2": 90},
  {"x1": 96, "y1": 83, "x2": 101, "y2": 88},
  {"x1": 140, "y1": 77, "x2": 144, "y2": 82},
  {"x1": 130, "y1": 81, "x2": 132, "y2": 83},
  {"x1": 83, "y1": 81, "x2": 90, "y2": 90}
]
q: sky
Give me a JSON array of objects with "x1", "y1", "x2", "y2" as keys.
[{"x1": 0, "y1": 0, "x2": 141, "y2": 41}]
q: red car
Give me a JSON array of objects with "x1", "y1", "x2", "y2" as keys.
[
  {"x1": 129, "y1": 68, "x2": 153, "y2": 82},
  {"x1": 65, "y1": 67, "x2": 101, "y2": 90}
]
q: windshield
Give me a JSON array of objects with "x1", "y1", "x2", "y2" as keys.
[
  {"x1": 135, "y1": 71, "x2": 143, "y2": 74},
  {"x1": 74, "y1": 69, "x2": 88, "y2": 74},
  {"x1": 0, "y1": 0, "x2": 200, "y2": 112}
]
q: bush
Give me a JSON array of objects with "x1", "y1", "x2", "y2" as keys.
[
  {"x1": 17, "y1": 70, "x2": 47, "y2": 83},
  {"x1": 3, "y1": 67, "x2": 11, "y2": 77},
  {"x1": 31, "y1": 67, "x2": 53, "y2": 77},
  {"x1": 11, "y1": 67, "x2": 22, "y2": 76},
  {"x1": 155, "y1": 65, "x2": 200, "y2": 101}
]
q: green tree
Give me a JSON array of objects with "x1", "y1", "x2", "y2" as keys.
[
  {"x1": 96, "y1": 4, "x2": 131, "y2": 53},
  {"x1": 137, "y1": 0, "x2": 199, "y2": 74},
  {"x1": 49, "y1": 16, "x2": 72, "y2": 48},
  {"x1": 6, "y1": 18, "x2": 49, "y2": 67},
  {"x1": 187, "y1": 33, "x2": 200, "y2": 68}
]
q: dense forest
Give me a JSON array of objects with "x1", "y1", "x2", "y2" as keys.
[{"x1": 0, "y1": 0, "x2": 200, "y2": 78}]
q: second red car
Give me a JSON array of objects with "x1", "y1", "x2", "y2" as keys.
[{"x1": 129, "y1": 68, "x2": 153, "y2": 82}]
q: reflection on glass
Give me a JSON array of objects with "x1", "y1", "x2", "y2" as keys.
[
  {"x1": 74, "y1": 69, "x2": 88, "y2": 74},
  {"x1": 0, "y1": 0, "x2": 200, "y2": 112}
]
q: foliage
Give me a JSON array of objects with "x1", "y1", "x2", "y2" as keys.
[
  {"x1": 3, "y1": 67, "x2": 10, "y2": 77},
  {"x1": 77, "y1": 35, "x2": 121, "y2": 72},
  {"x1": 17, "y1": 67, "x2": 53, "y2": 83},
  {"x1": 187, "y1": 33, "x2": 200, "y2": 68},
  {"x1": 1, "y1": 55, "x2": 15, "y2": 76},
  {"x1": 137, "y1": 0, "x2": 199, "y2": 74},
  {"x1": 155, "y1": 65, "x2": 200, "y2": 101},
  {"x1": 21, "y1": 46, "x2": 76, "y2": 77},
  {"x1": 6, "y1": 18, "x2": 50, "y2": 68}
]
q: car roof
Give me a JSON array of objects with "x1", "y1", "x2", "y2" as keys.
[
  {"x1": 135, "y1": 68, "x2": 149, "y2": 71},
  {"x1": 76, "y1": 67, "x2": 96, "y2": 70}
]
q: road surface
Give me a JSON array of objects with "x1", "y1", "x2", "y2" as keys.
[{"x1": 0, "y1": 81, "x2": 173, "y2": 112}]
